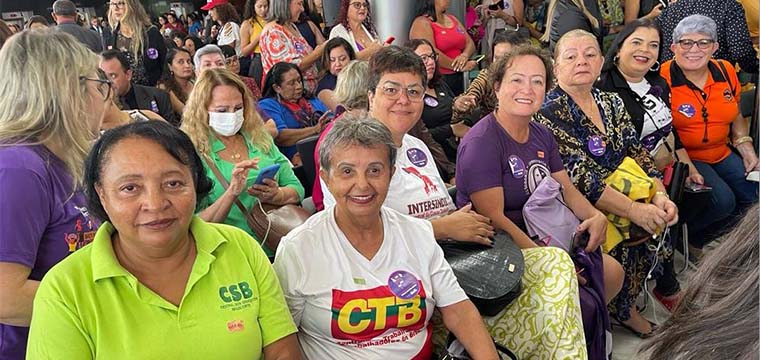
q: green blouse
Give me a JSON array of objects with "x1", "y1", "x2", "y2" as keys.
[{"x1": 202, "y1": 133, "x2": 305, "y2": 257}]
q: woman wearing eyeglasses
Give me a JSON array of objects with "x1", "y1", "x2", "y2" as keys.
[
  {"x1": 329, "y1": 0, "x2": 384, "y2": 60},
  {"x1": 408, "y1": 39, "x2": 471, "y2": 164},
  {"x1": 661, "y1": 15, "x2": 759, "y2": 254},
  {"x1": 107, "y1": 0, "x2": 166, "y2": 86},
  {"x1": 0, "y1": 31, "x2": 107, "y2": 359}
]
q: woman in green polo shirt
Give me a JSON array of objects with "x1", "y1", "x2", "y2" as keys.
[
  {"x1": 181, "y1": 68, "x2": 305, "y2": 257},
  {"x1": 27, "y1": 121, "x2": 299, "y2": 359}
]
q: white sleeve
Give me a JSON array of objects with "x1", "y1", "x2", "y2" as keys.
[
  {"x1": 321, "y1": 181, "x2": 336, "y2": 207},
  {"x1": 424, "y1": 223, "x2": 468, "y2": 307},
  {"x1": 328, "y1": 24, "x2": 349, "y2": 41},
  {"x1": 272, "y1": 239, "x2": 306, "y2": 325}
]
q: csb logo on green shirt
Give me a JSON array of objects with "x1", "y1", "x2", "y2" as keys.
[{"x1": 219, "y1": 282, "x2": 253, "y2": 303}]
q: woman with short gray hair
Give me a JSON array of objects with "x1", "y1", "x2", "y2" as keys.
[
  {"x1": 260, "y1": 0, "x2": 326, "y2": 95},
  {"x1": 274, "y1": 115, "x2": 499, "y2": 360},
  {"x1": 661, "y1": 14, "x2": 758, "y2": 255}
]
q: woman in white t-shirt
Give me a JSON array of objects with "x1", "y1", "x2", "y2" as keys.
[
  {"x1": 274, "y1": 116, "x2": 498, "y2": 359},
  {"x1": 319, "y1": 46, "x2": 587, "y2": 358},
  {"x1": 204, "y1": 1, "x2": 242, "y2": 55}
]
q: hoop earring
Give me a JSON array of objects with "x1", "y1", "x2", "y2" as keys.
[
  {"x1": 613, "y1": 55, "x2": 619, "y2": 64},
  {"x1": 650, "y1": 61, "x2": 660, "y2": 72}
]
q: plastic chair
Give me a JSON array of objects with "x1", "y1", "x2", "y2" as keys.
[{"x1": 295, "y1": 135, "x2": 320, "y2": 197}]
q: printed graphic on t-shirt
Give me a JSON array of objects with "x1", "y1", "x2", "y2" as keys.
[
  {"x1": 63, "y1": 206, "x2": 96, "y2": 253},
  {"x1": 218, "y1": 281, "x2": 257, "y2": 311},
  {"x1": 330, "y1": 284, "x2": 428, "y2": 344},
  {"x1": 525, "y1": 161, "x2": 551, "y2": 194}
]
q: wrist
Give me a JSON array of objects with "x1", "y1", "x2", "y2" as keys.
[{"x1": 734, "y1": 136, "x2": 753, "y2": 147}]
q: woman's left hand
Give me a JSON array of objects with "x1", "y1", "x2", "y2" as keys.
[
  {"x1": 577, "y1": 211, "x2": 607, "y2": 252},
  {"x1": 461, "y1": 60, "x2": 477, "y2": 72},
  {"x1": 452, "y1": 54, "x2": 468, "y2": 72},
  {"x1": 652, "y1": 193, "x2": 679, "y2": 226},
  {"x1": 737, "y1": 143, "x2": 760, "y2": 173},
  {"x1": 248, "y1": 178, "x2": 281, "y2": 204}
]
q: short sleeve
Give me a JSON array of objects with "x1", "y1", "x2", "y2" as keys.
[
  {"x1": 27, "y1": 284, "x2": 94, "y2": 359},
  {"x1": 0, "y1": 168, "x2": 51, "y2": 268},
  {"x1": 247, "y1": 234, "x2": 298, "y2": 346},
  {"x1": 456, "y1": 131, "x2": 504, "y2": 199},
  {"x1": 258, "y1": 99, "x2": 288, "y2": 131},
  {"x1": 272, "y1": 239, "x2": 306, "y2": 326}
]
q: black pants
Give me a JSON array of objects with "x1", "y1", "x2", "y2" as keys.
[{"x1": 442, "y1": 73, "x2": 464, "y2": 97}]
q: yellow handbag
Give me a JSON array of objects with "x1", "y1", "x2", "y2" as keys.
[{"x1": 602, "y1": 157, "x2": 656, "y2": 252}]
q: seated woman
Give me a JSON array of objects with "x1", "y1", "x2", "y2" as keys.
[
  {"x1": 451, "y1": 31, "x2": 529, "y2": 126},
  {"x1": 27, "y1": 121, "x2": 300, "y2": 359},
  {"x1": 328, "y1": 0, "x2": 384, "y2": 59},
  {"x1": 321, "y1": 46, "x2": 587, "y2": 358},
  {"x1": 535, "y1": 29, "x2": 678, "y2": 338},
  {"x1": 316, "y1": 37, "x2": 356, "y2": 111},
  {"x1": 274, "y1": 117, "x2": 499, "y2": 359},
  {"x1": 158, "y1": 48, "x2": 195, "y2": 117},
  {"x1": 258, "y1": 62, "x2": 330, "y2": 165},
  {"x1": 660, "y1": 15, "x2": 759, "y2": 254},
  {"x1": 220, "y1": 45, "x2": 263, "y2": 101},
  {"x1": 408, "y1": 38, "x2": 471, "y2": 163},
  {"x1": 457, "y1": 44, "x2": 622, "y2": 359},
  {"x1": 597, "y1": 19, "x2": 697, "y2": 311},
  {"x1": 181, "y1": 68, "x2": 304, "y2": 258}
]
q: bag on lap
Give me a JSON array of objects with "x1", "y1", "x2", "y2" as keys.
[{"x1": 522, "y1": 176, "x2": 580, "y2": 252}]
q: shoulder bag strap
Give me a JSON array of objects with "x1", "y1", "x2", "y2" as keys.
[{"x1": 202, "y1": 154, "x2": 258, "y2": 224}]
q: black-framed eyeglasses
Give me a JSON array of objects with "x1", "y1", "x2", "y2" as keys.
[
  {"x1": 700, "y1": 106, "x2": 709, "y2": 143},
  {"x1": 677, "y1": 39, "x2": 715, "y2": 50},
  {"x1": 80, "y1": 70, "x2": 112, "y2": 102},
  {"x1": 418, "y1": 53, "x2": 438, "y2": 63},
  {"x1": 108, "y1": 1, "x2": 126, "y2": 8},
  {"x1": 350, "y1": 1, "x2": 369, "y2": 9}
]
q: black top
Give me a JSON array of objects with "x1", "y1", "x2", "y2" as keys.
[
  {"x1": 421, "y1": 82, "x2": 457, "y2": 162},
  {"x1": 296, "y1": 21, "x2": 318, "y2": 49},
  {"x1": 110, "y1": 24, "x2": 166, "y2": 86},
  {"x1": 597, "y1": 67, "x2": 683, "y2": 150},
  {"x1": 120, "y1": 84, "x2": 179, "y2": 126},
  {"x1": 656, "y1": 0, "x2": 758, "y2": 75},
  {"x1": 316, "y1": 74, "x2": 337, "y2": 95},
  {"x1": 547, "y1": 0, "x2": 603, "y2": 52}
]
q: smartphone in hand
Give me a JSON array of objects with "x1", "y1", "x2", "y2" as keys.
[{"x1": 254, "y1": 163, "x2": 281, "y2": 185}]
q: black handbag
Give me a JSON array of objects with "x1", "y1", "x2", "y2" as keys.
[{"x1": 439, "y1": 231, "x2": 524, "y2": 317}]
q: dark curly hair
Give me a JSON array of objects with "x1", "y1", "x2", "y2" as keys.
[
  {"x1": 214, "y1": 3, "x2": 241, "y2": 24},
  {"x1": 318, "y1": 37, "x2": 356, "y2": 79},
  {"x1": 335, "y1": 0, "x2": 377, "y2": 38},
  {"x1": 84, "y1": 121, "x2": 213, "y2": 222}
]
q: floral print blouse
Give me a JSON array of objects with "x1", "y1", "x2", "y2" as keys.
[{"x1": 534, "y1": 87, "x2": 661, "y2": 202}]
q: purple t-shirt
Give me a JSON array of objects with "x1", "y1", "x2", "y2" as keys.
[
  {"x1": 0, "y1": 145, "x2": 98, "y2": 360},
  {"x1": 455, "y1": 114, "x2": 564, "y2": 230}
]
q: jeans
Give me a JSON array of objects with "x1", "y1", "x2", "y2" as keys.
[{"x1": 689, "y1": 152, "x2": 759, "y2": 247}]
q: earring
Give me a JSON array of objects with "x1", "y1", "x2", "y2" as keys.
[
  {"x1": 650, "y1": 61, "x2": 660, "y2": 72},
  {"x1": 613, "y1": 55, "x2": 619, "y2": 64}
]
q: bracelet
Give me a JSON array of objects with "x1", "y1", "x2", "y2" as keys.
[
  {"x1": 655, "y1": 191, "x2": 669, "y2": 199},
  {"x1": 734, "y1": 136, "x2": 753, "y2": 147}
]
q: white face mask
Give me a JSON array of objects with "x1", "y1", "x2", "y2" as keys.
[{"x1": 208, "y1": 109, "x2": 244, "y2": 136}]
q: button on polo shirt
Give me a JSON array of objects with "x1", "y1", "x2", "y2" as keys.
[
  {"x1": 661, "y1": 59, "x2": 741, "y2": 164},
  {"x1": 27, "y1": 217, "x2": 296, "y2": 359}
]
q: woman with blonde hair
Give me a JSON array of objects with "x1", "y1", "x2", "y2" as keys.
[
  {"x1": 107, "y1": 0, "x2": 166, "y2": 86},
  {"x1": 181, "y1": 68, "x2": 304, "y2": 258},
  {"x1": 0, "y1": 30, "x2": 108, "y2": 359}
]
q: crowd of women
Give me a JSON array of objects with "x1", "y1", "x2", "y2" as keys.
[{"x1": 0, "y1": 0, "x2": 757, "y2": 359}]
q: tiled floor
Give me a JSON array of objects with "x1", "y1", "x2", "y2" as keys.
[{"x1": 610, "y1": 249, "x2": 697, "y2": 359}]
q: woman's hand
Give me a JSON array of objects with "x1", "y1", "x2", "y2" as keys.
[
  {"x1": 451, "y1": 53, "x2": 469, "y2": 72},
  {"x1": 652, "y1": 194, "x2": 679, "y2": 226},
  {"x1": 444, "y1": 204, "x2": 495, "y2": 245},
  {"x1": 578, "y1": 211, "x2": 607, "y2": 252},
  {"x1": 688, "y1": 168, "x2": 705, "y2": 185},
  {"x1": 248, "y1": 178, "x2": 281, "y2": 204},
  {"x1": 453, "y1": 94, "x2": 477, "y2": 112},
  {"x1": 226, "y1": 159, "x2": 259, "y2": 196},
  {"x1": 461, "y1": 60, "x2": 477, "y2": 72},
  {"x1": 644, "y1": 3, "x2": 664, "y2": 20},
  {"x1": 628, "y1": 202, "x2": 668, "y2": 234},
  {"x1": 736, "y1": 142, "x2": 760, "y2": 174}
]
